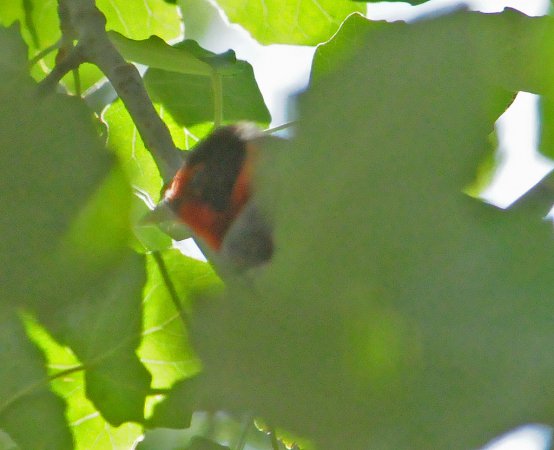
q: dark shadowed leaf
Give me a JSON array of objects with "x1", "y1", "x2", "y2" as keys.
[{"x1": 0, "y1": 27, "x2": 112, "y2": 307}]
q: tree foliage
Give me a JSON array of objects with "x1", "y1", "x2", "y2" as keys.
[{"x1": 1, "y1": 1, "x2": 553, "y2": 449}]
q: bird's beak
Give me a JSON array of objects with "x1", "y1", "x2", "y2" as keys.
[
  {"x1": 140, "y1": 201, "x2": 192, "y2": 241},
  {"x1": 140, "y1": 200, "x2": 176, "y2": 225}
]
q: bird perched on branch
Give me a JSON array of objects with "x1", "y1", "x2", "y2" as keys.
[{"x1": 147, "y1": 123, "x2": 274, "y2": 270}]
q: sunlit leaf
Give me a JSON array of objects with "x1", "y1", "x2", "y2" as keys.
[
  {"x1": 0, "y1": 312, "x2": 72, "y2": 450},
  {"x1": 25, "y1": 316, "x2": 143, "y2": 450},
  {"x1": 139, "y1": 249, "x2": 221, "y2": 391},
  {"x1": 98, "y1": 0, "x2": 181, "y2": 42},
  {"x1": 214, "y1": 0, "x2": 364, "y2": 45}
]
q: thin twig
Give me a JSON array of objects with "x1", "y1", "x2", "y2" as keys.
[
  {"x1": 37, "y1": 46, "x2": 85, "y2": 95},
  {"x1": 28, "y1": 41, "x2": 61, "y2": 68},
  {"x1": 264, "y1": 121, "x2": 297, "y2": 135}
]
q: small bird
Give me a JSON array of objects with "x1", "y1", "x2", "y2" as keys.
[{"x1": 148, "y1": 123, "x2": 274, "y2": 269}]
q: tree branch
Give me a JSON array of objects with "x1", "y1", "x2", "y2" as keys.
[{"x1": 50, "y1": 0, "x2": 184, "y2": 182}]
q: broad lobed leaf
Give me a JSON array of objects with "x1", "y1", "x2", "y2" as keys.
[{"x1": 192, "y1": 9, "x2": 554, "y2": 450}]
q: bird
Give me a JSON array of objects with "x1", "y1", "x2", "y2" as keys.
[{"x1": 147, "y1": 122, "x2": 274, "y2": 270}]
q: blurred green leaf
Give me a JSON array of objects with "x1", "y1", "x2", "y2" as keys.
[
  {"x1": 34, "y1": 250, "x2": 150, "y2": 426},
  {"x1": 178, "y1": 0, "x2": 217, "y2": 42},
  {"x1": 188, "y1": 436, "x2": 229, "y2": 450},
  {"x1": 353, "y1": 0, "x2": 428, "y2": 4},
  {"x1": 192, "y1": 9, "x2": 554, "y2": 450},
  {"x1": 144, "y1": 41, "x2": 270, "y2": 126},
  {"x1": 0, "y1": 312, "x2": 73, "y2": 450},
  {"x1": 0, "y1": 430, "x2": 18, "y2": 450},
  {"x1": 310, "y1": 13, "x2": 388, "y2": 83},
  {"x1": 0, "y1": 23, "x2": 29, "y2": 75},
  {"x1": 0, "y1": 37, "x2": 112, "y2": 308},
  {"x1": 214, "y1": 0, "x2": 364, "y2": 45},
  {"x1": 24, "y1": 315, "x2": 143, "y2": 450},
  {"x1": 147, "y1": 379, "x2": 199, "y2": 429},
  {"x1": 539, "y1": 97, "x2": 554, "y2": 160},
  {"x1": 0, "y1": 22, "x2": 153, "y2": 432}
]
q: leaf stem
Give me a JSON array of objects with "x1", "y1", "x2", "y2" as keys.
[
  {"x1": 0, "y1": 364, "x2": 85, "y2": 416},
  {"x1": 235, "y1": 414, "x2": 253, "y2": 450},
  {"x1": 212, "y1": 71, "x2": 224, "y2": 128},
  {"x1": 268, "y1": 426, "x2": 280, "y2": 450},
  {"x1": 22, "y1": 0, "x2": 40, "y2": 49},
  {"x1": 37, "y1": 46, "x2": 84, "y2": 94},
  {"x1": 28, "y1": 41, "x2": 60, "y2": 68},
  {"x1": 151, "y1": 251, "x2": 188, "y2": 326},
  {"x1": 73, "y1": 67, "x2": 82, "y2": 97}
]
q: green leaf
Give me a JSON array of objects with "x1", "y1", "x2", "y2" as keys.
[
  {"x1": 147, "y1": 379, "x2": 198, "y2": 429},
  {"x1": 24, "y1": 0, "x2": 59, "y2": 53},
  {"x1": 98, "y1": 0, "x2": 181, "y2": 42},
  {"x1": 353, "y1": 0, "x2": 428, "y2": 4},
  {"x1": 24, "y1": 315, "x2": 143, "y2": 450},
  {"x1": 35, "y1": 252, "x2": 151, "y2": 426},
  {"x1": 0, "y1": 430, "x2": 18, "y2": 450},
  {"x1": 82, "y1": 0, "x2": 181, "y2": 93},
  {"x1": 109, "y1": 32, "x2": 213, "y2": 77},
  {"x1": 19, "y1": 0, "x2": 182, "y2": 92},
  {"x1": 0, "y1": 1, "x2": 24, "y2": 28},
  {"x1": 0, "y1": 35, "x2": 112, "y2": 308},
  {"x1": 310, "y1": 13, "x2": 388, "y2": 84},
  {"x1": 0, "y1": 23, "x2": 29, "y2": 75},
  {"x1": 188, "y1": 436, "x2": 230, "y2": 450},
  {"x1": 139, "y1": 250, "x2": 221, "y2": 391},
  {"x1": 144, "y1": 41, "x2": 271, "y2": 126},
  {"x1": 103, "y1": 99, "x2": 166, "y2": 200},
  {"x1": 214, "y1": 0, "x2": 364, "y2": 45},
  {"x1": 539, "y1": 97, "x2": 554, "y2": 159},
  {"x1": 192, "y1": 9, "x2": 554, "y2": 450},
  {"x1": 0, "y1": 312, "x2": 73, "y2": 450}
]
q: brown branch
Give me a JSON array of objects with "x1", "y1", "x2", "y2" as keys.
[{"x1": 46, "y1": 0, "x2": 184, "y2": 182}]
